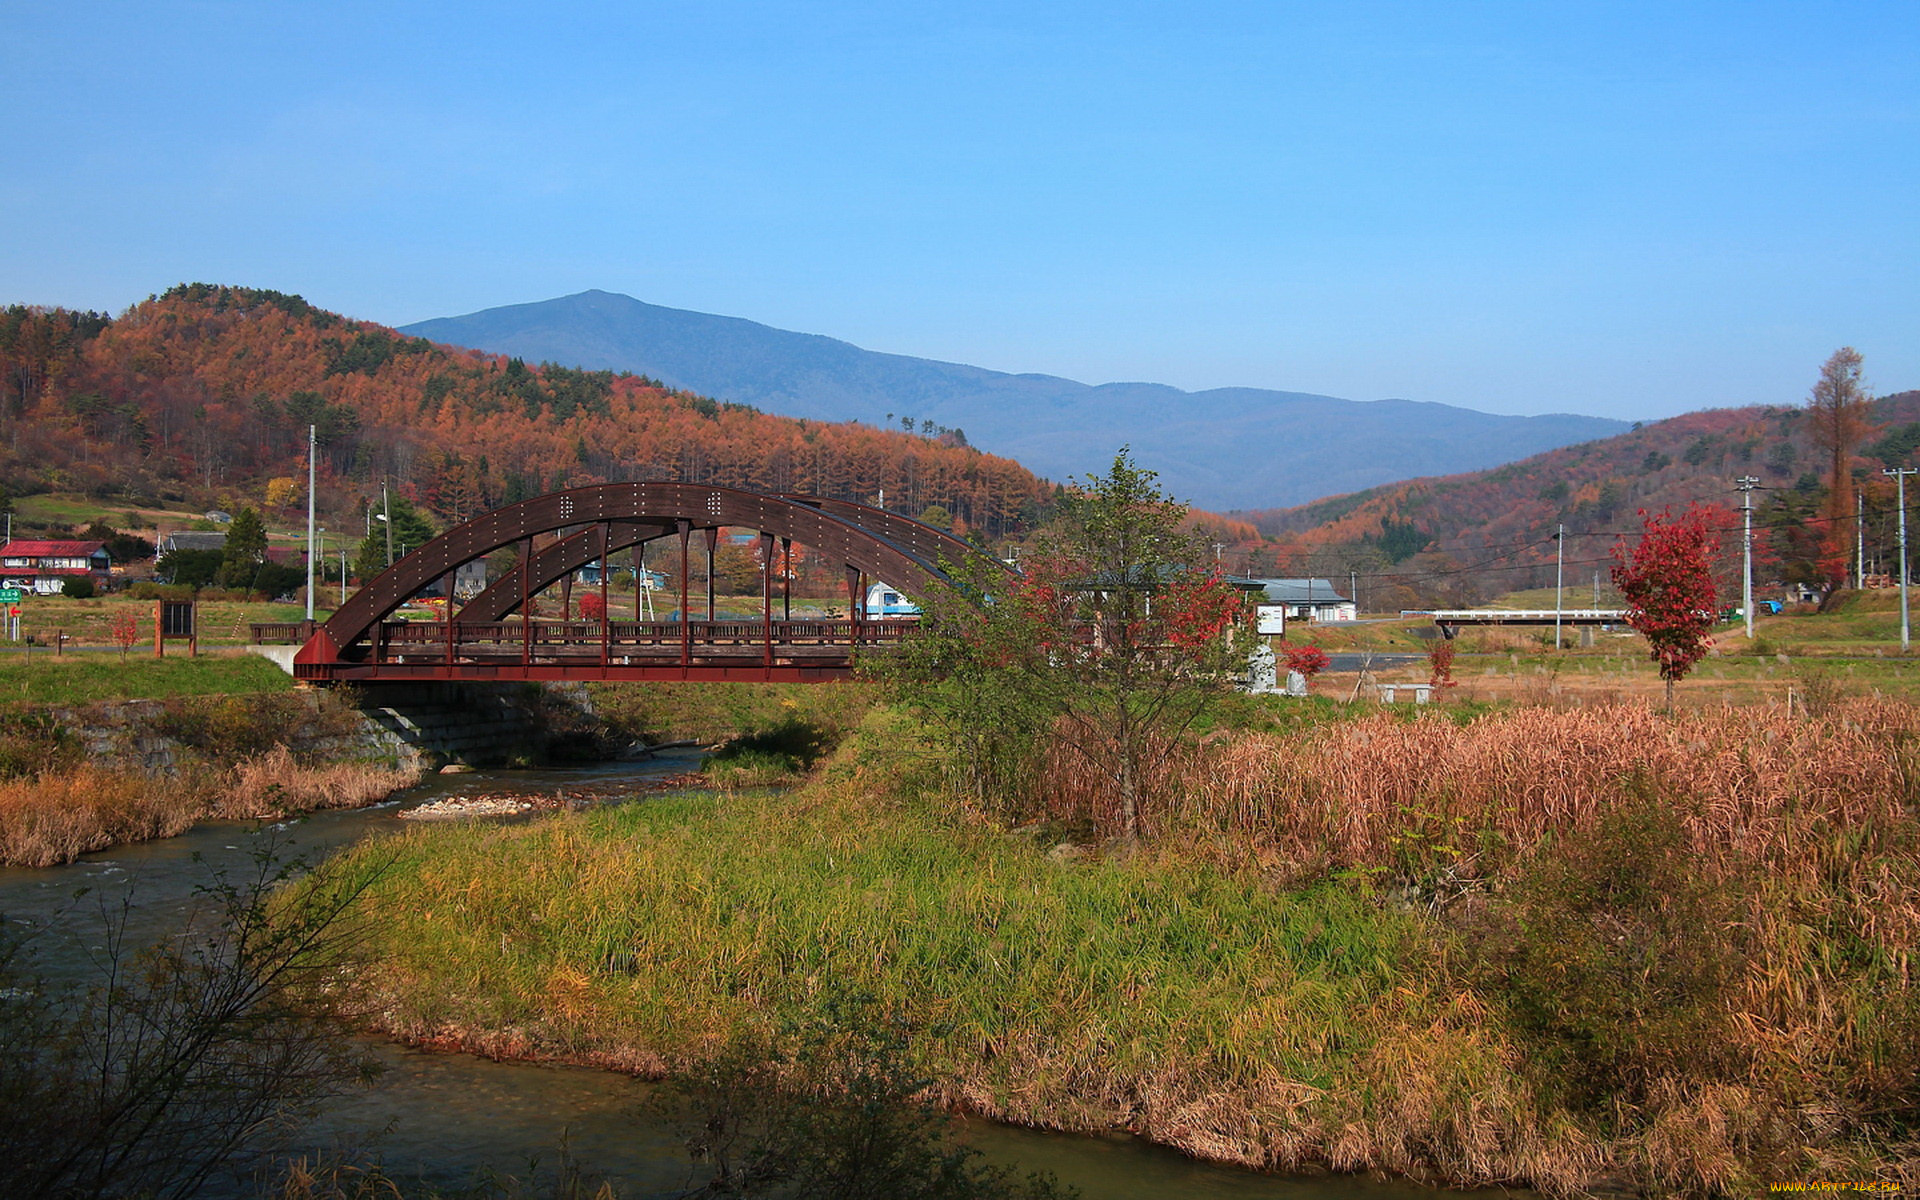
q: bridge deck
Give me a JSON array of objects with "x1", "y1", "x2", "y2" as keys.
[
  {"x1": 287, "y1": 618, "x2": 910, "y2": 683},
  {"x1": 1406, "y1": 609, "x2": 1628, "y2": 626},
  {"x1": 1404, "y1": 609, "x2": 1630, "y2": 640}
]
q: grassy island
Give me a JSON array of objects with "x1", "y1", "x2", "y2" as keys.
[{"x1": 324, "y1": 695, "x2": 1920, "y2": 1197}]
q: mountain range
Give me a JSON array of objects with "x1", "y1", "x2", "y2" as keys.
[{"x1": 401, "y1": 291, "x2": 1630, "y2": 512}]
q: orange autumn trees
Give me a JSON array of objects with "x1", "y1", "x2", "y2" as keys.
[
  {"x1": 1806, "y1": 347, "x2": 1874, "y2": 586},
  {"x1": 2, "y1": 285, "x2": 1054, "y2": 543}
]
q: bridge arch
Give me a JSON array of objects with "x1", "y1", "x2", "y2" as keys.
[{"x1": 294, "y1": 482, "x2": 1005, "y2": 680}]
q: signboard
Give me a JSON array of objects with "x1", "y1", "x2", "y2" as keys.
[
  {"x1": 0, "y1": 589, "x2": 21, "y2": 604},
  {"x1": 159, "y1": 601, "x2": 195, "y2": 637},
  {"x1": 1255, "y1": 604, "x2": 1287, "y2": 636}
]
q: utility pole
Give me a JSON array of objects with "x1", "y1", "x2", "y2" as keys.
[
  {"x1": 382, "y1": 482, "x2": 393, "y2": 568},
  {"x1": 1857, "y1": 492, "x2": 1866, "y2": 590},
  {"x1": 1886, "y1": 468, "x2": 1916, "y2": 652},
  {"x1": 1350, "y1": 568, "x2": 1358, "y2": 616},
  {"x1": 1736, "y1": 476, "x2": 1759, "y2": 640},
  {"x1": 305, "y1": 424, "x2": 317, "y2": 621},
  {"x1": 1553, "y1": 524, "x2": 1565, "y2": 650}
]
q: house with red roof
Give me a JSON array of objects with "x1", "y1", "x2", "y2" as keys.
[{"x1": 1, "y1": 540, "x2": 112, "y2": 594}]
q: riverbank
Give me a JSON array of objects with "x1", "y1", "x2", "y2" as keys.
[
  {"x1": 0, "y1": 672, "x2": 744, "y2": 868},
  {"x1": 316, "y1": 698, "x2": 1920, "y2": 1196},
  {"x1": 0, "y1": 684, "x2": 429, "y2": 867}
]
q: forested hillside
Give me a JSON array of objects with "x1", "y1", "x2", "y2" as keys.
[
  {"x1": 9, "y1": 285, "x2": 1893, "y2": 614},
  {"x1": 0, "y1": 286, "x2": 1053, "y2": 541},
  {"x1": 1243, "y1": 391, "x2": 1920, "y2": 611}
]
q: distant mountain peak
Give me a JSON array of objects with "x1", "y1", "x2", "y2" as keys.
[{"x1": 401, "y1": 292, "x2": 1628, "y2": 510}]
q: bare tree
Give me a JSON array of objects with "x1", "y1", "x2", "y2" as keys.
[
  {"x1": 1807, "y1": 347, "x2": 1874, "y2": 586},
  {"x1": 0, "y1": 843, "x2": 386, "y2": 1199}
]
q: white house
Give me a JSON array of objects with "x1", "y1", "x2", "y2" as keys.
[{"x1": 1247, "y1": 578, "x2": 1357, "y2": 623}]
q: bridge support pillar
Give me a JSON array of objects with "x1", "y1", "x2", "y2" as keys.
[
  {"x1": 677, "y1": 519, "x2": 692, "y2": 672},
  {"x1": 520, "y1": 537, "x2": 533, "y2": 667},
  {"x1": 599, "y1": 522, "x2": 612, "y2": 670},
  {"x1": 761, "y1": 532, "x2": 775, "y2": 672},
  {"x1": 705, "y1": 527, "x2": 719, "y2": 622}
]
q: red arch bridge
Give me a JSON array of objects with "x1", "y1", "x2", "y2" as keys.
[{"x1": 278, "y1": 484, "x2": 1008, "y2": 684}]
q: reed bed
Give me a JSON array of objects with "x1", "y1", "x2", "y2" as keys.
[
  {"x1": 1142, "y1": 699, "x2": 1920, "y2": 881},
  {"x1": 0, "y1": 746, "x2": 420, "y2": 867},
  {"x1": 221, "y1": 744, "x2": 420, "y2": 819},
  {"x1": 0, "y1": 764, "x2": 213, "y2": 867},
  {"x1": 1033, "y1": 698, "x2": 1920, "y2": 1188}
]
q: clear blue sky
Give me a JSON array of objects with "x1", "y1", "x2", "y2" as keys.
[{"x1": 4, "y1": 2, "x2": 1914, "y2": 420}]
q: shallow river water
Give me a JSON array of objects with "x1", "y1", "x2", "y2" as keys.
[{"x1": 0, "y1": 755, "x2": 1504, "y2": 1199}]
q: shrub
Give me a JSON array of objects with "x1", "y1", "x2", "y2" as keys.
[
  {"x1": 702, "y1": 717, "x2": 836, "y2": 786},
  {"x1": 1473, "y1": 788, "x2": 1750, "y2": 1109},
  {"x1": 60, "y1": 576, "x2": 95, "y2": 599}
]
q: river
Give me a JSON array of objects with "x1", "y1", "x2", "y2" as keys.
[{"x1": 0, "y1": 754, "x2": 1501, "y2": 1199}]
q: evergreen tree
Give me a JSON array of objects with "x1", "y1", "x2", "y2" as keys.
[{"x1": 216, "y1": 508, "x2": 268, "y2": 588}]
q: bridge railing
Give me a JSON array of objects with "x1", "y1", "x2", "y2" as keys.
[
  {"x1": 363, "y1": 618, "x2": 913, "y2": 663},
  {"x1": 250, "y1": 621, "x2": 314, "y2": 644}
]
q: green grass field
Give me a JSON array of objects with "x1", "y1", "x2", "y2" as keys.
[{"x1": 0, "y1": 651, "x2": 295, "y2": 706}]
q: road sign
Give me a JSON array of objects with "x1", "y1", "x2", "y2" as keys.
[
  {"x1": 7, "y1": 606, "x2": 19, "y2": 618},
  {"x1": 0, "y1": 589, "x2": 21, "y2": 604}
]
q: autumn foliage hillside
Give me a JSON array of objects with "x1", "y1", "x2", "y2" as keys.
[
  {"x1": 0, "y1": 285, "x2": 1054, "y2": 540},
  {"x1": 1239, "y1": 391, "x2": 1920, "y2": 608}
]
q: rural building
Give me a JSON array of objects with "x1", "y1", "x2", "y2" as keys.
[
  {"x1": 865, "y1": 581, "x2": 920, "y2": 618},
  {"x1": 1247, "y1": 578, "x2": 1357, "y2": 623},
  {"x1": 157, "y1": 531, "x2": 229, "y2": 558},
  {"x1": 0, "y1": 539, "x2": 113, "y2": 594}
]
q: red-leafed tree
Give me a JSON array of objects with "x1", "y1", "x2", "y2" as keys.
[
  {"x1": 1427, "y1": 639, "x2": 1459, "y2": 690},
  {"x1": 576, "y1": 591, "x2": 607, "y2": 621},
  {"x1": 1611, "y1": 504, "x2": 1722, "y2": 710},
  {"x1": 1281, "y1": 642, "x2": 1331, "y2": 689},
  {"x1": 883, "y1": 450, "x2": 1245, "y2": 840},
  {"x1": 108, "y1": 611, "x2": 140, "y2": 660}
]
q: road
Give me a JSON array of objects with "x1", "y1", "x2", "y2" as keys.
[{"x1": 1324, "y1": 653, "x2": 1421, "y2": 672}]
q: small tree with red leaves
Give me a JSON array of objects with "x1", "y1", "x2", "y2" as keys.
[
  {"x1": 109, "y1": 611, "x2": 140, "y2": 660},
  {"x1": 1427, "y1": 639, "x2": 1458, "y2": 690},
  {"x1": 1281, "y1": 642, "x2": 1331, "y2": 690},
  {"x1": 1611, "y1": 504, "x2": 1722, "y2": 710},
  {"x1": 577, "y1": 591, "x2": 607, "y2": 622}
]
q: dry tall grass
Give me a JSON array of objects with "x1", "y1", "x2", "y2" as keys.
[
  {"x1": 0, "y1": 746, "x2": 420, "y2": 868},
  {"x1": 1034, "y1": 699, "x2": 1920, "y2": 1188},
  {"x1": 1040, "y1": 700, "x2": 1917, "y2": 877},
  {"x1": 0, "y1": 765, "x2": 213, "y2": 867},
  {"x1": 221, "y1": 745, "x2": 419, "y2": 819}
]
